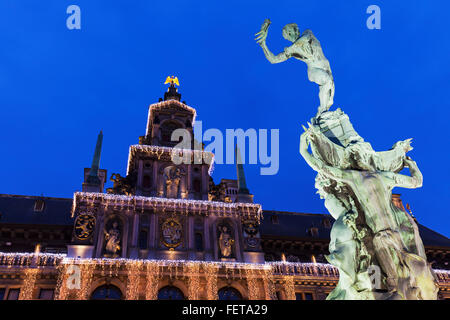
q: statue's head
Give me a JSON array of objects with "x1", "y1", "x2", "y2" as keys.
[{"x1": 282, "y1": 23, "x2": 300, "y2": 42}]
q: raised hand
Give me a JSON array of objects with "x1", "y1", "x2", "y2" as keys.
[{"x1": 255, "y1": 19, "x2": 271, "y2": 45}]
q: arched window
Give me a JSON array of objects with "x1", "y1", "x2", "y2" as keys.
[
  {"x1": 157, "y1": 286, "x2": 185, "y2": 300},
  {"x1": 91, "y1": 285, "x2": 122, "y2": 300},
  {"x1": 218, "y1": 287, "x2": 242, "y2": 300},
  {"x1": 160, "y1": 120, "x2": 183, "y2": 144}
]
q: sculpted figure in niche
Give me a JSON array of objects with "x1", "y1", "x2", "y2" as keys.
[
  {"x1": 104, "y1": 221, "x2": 121, "y2": 258},
  {"x1": 164, "y1": 166, "x2": 185, "y2": 198},
  {"x1": 218, "y1": 225, "x2": 234, "y2": 258}
]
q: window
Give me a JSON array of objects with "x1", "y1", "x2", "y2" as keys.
[
  {"x1": 7, "y1": 288, "x2": 20, "y2": 300},
  {"x1": 218, "y1": 287, "x2": 242, "y2": 300},
  {"x1": 275, "y1": 291, "x2": 282, "y2": 300},
  {"x1": 91, "y1": 285, "x2": 122, "y2": 300},
  {"x1": 295, "y1": 292, "x2": 314, "y2": 300},
  {"x1": 193, "y1": 179, "x2": 201, "y2": 193},
  {"x1": 160, "y1": 121, "x2": 183, "y2": 143},
  {"x1": 157, "y1": 286, "x2": 185, "y2": 300},
  {"x1": 195, "y1": 233, "x2": 203, "y2": 251},
  {"x1": 308, "y1": 227, "x2": 319, "y2": 237},
  {"x1": 322, "y1": 218, "x2": 331, "y2": 228},
  {"x1": 0, "y1": 288, "x2": 5, "y2": 300},
  {"x1": 39, "y1": 289, "x2": 54, "y2": 300},
  {"x1": 270, "y1": 215, "x2": 279, "y2": 224},
  {"x1": 138, "y1": 230, "x2": 148, "y2": 250},
  {"x1": 142, "y1": 175, "x2": 151, "y2": 189},
  {"x1": 34, "y1": 199, "x2": 45, "y2": 212}
]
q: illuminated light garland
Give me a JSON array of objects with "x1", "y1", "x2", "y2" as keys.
[
  {"x1": 2, "y1": 252, "x2": 449, "y2": 301},
  {"x1": 204, "y1": 263, "x2": 218, "y2": 300},
  {"x1": 54, "y1": 264, "x2": 70, "y2": 300},
  {"x1": 262, "y1": 268, "x2": 276, "y2": 300},
  {"x1": 283, "y1": 275, "x2": 296, "y2": 300},
  {"x1": 72, "y1": 192, "x2": 262, "y2": 221},
  {"x1": 145, "y1": 262, "x2": 160, "y2": 300},
  {"x1": 186, "y1": 262, "x2": 200, "y2": 300},
  {"x1": 18, "y1": 268, "x2": 39, "y2": 300},
  {"x1": 126, "y1": 261, "x2": 143, "y2": 300},
  {"x1": 245, "y1": 268, "x2": 260, "y2": 300},
  {"x1": 77, "y1": 263, "x2": 95, "y2": 300},
  {"x1": 126, "y1": 144, "x2": 215, "y2": 176}
]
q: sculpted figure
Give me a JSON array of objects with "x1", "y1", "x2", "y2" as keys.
[
  {"x1": 300, "y1": 127, "x2": 438, "y2": 299},
  {"x1": 164, "y1": 166, "x2": 185, "y2": 198},
  {"x1": 256, "y1": 19, "x2": 335, "y2": 116},
  {"x1": 219, "y1": 226, "x2": 234, "y2": 258},
  {"x1": 104, "y1": 222, "x2": 121, "y2": 257}
]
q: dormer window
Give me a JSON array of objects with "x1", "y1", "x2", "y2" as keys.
[
  {"x1": 322, "y1": 218, "x2": 331, "y2": 228},
  {"x1": 271, "y1": 215, "x2": 279, "y2": 224},
  {"x1": 308, "y1": 227, "x2": 319, "y2": 237},
  {"x1": 34, "y1": 199, "x2": 45, "y2": 212}
]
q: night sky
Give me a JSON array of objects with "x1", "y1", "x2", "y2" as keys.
[{"x1": 0, "y1": 1, "x2": 449, "y2": 237}]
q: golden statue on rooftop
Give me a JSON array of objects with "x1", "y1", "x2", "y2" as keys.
[{"x1": 164, "y1": 76, "x2": 180, "y2": 87}]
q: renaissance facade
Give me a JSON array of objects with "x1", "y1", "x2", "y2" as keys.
[{"x1": 0, "y1": 83, "x2": 449, "y2": 300}]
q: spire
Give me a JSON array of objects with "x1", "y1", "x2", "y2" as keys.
[
  {"x1": 235, "y1": 144, "x2": 250, "y2": 195},
  {"x1": 86, "y1": 130, "x2": 103, "y2": 185}
]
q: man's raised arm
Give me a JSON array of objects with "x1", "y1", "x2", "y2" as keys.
[{"x1": 255, "y1": 19, "x2": 290, "y2": 64}]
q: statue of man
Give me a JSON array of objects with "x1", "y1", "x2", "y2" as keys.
[{"x1": 256, "y1": 19, "x2": 335, "y2": 116}]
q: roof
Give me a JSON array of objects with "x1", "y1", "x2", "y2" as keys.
[
  {"x1": 0, "y1": 194, "x2": 74, "y2": 226},
  {"x1": 261, "y1": 210, "x2": 332, "y2": 241},
  {"x1": 261, "y1": 210, "x2": 450, "y2": 248}
]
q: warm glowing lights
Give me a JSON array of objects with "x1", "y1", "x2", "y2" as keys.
[
  {"x1": 18, "y1": 268, "x2": 39, "y2": 300},
  {"x1": 71, "y1": 192, "x2": 263, "y2": 221},
  {"x1": 1, "y1": 252, "x2": 449, "y2": 300}
]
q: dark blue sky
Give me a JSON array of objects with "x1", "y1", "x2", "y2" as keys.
[{"x1": 0, "y1": 1, "x2": 449, "y2": 237}]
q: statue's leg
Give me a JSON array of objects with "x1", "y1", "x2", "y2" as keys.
[
  {"x1": 308, "y1": 68, "x2": 334, "y2": 116},
  {"x1": 372, "y1": 230, "x2": 407, "y2": 291}
]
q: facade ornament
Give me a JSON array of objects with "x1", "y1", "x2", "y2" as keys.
[
  {"x1": 107, "y1": 172, "x2": 137, "y2": 196},
  {"x1": 74, "y1": 213, "x2": 96, "y2": 241},
  {"x1": 161, "y1": 218, "x2": 183, "y2": 249}
]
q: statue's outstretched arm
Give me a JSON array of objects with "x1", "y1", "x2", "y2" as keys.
[
  {"x1": 260, "y1": 43, "x2": 289, "y2": 64},
  {"x1": 389, "y1": 158, "x2": 423, "y2": 189},
  {"x1": 299, "y1": 131, "x2": 351, "y2": 184},
  {"x1": 255, "y1": 19, "x2": 289, "y2": 64}
]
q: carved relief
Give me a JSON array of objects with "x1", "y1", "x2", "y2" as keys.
[
  {"x1": 161, "y1": 218, "x2": 183, "y2": 249},
  {"x1": 74, "y1": 213, "x2": 96, "y2": 241}
]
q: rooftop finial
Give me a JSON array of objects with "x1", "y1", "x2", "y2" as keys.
[
  {"x1": 164, "y1": 76, "x2": 180, "y2": 88},
  {"x1": 163, "y1": 76, "x2": 181, "y2": 101}
]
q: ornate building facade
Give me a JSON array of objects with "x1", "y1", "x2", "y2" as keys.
[{"x1": 0, "y1": 83, "x2": 449, "y2": 300}]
